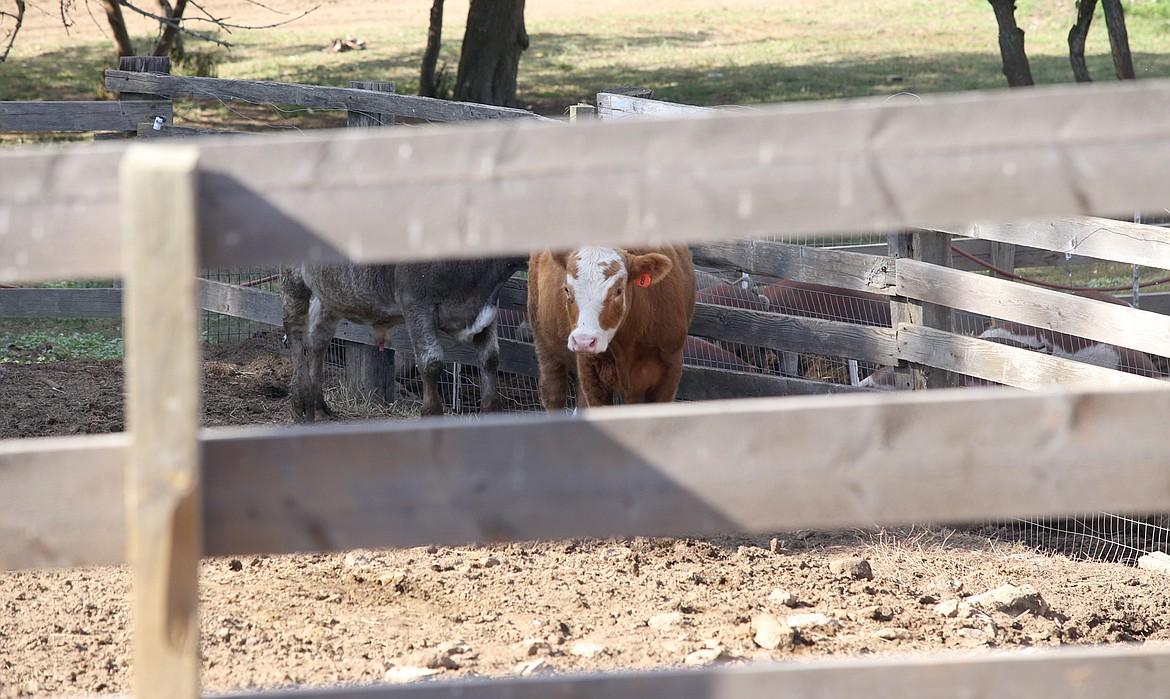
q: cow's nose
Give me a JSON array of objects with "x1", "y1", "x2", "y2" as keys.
[{"x1": 569, "y1": 334, "x2": 599, "y2": 354}]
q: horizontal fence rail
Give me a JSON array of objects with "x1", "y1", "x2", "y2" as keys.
[
  {"x1": 9, "y1": 79, "x2": 1170, "y2": 282},
  {"x1": 7, "y1": 382, "x2": 1170, "y2": 570},
  {"x1": 0, "y1": 100, "x2": 172, "y2": 132},
  {"x1": 103, "y1": 71, "x2": 556, "y2": 124}
]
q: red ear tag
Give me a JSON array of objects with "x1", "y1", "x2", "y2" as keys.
[{"x1": 636, "y1": 273, "x2": 652, "y2": 288}]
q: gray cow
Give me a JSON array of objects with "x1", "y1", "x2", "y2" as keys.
[{"x1": 282, "y1": 257, "x2": 526, "y2": 420}]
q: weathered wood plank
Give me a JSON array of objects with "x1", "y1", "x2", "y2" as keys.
[
  {"x1": 136, "y1": 123, "x2": 249, "y2": 139},
  {"x1": 690, "y1": 240, "x2": 894, "y2": 294},
  {"x1": 595, "y1": 92, "x2": 714, "y2": 120},
  {"x1": 0, "y1": 287, "x2": 122, "y2": 317},
  {"x1": 0, "y1": 434, "x2": 127, "y2": 570},
  {"x1": 103, "y1": 71, "x2": 554, "y2": 123},
  {"x1": 120, "y1": 144, "x2": 202, "y2": 699},
  {"x1": 12, "y1": 79, "x2": 1170, "y2": 282},
  {"x1": 896, "y1": 258, "x2": 1170, "y2": 357},
  {"x1": 943, "y1": 217, "x2": 1170, "y2": 269},
  {"x1": 199, "y1": 384, "x2": 1170, "y2": 556},
  {"x1": 0, "y1": 100, "x2": 172, "y2": 132},
  {"x1": 690, "y1": 303, "x2": 900, "y2": 365},
  {"x1": 840, "y1": 237, "x2": 1094, "y2": 272},
  {"x1": 211, "y1": 644, "x2": 1170, "y2": 699},
  {"x1": 678, "y1": 366, "x2": 870, "y2": 400},
  {"x1": 10, "y1": 381, "x2": 1170, "y2": 568},
  {"x1": 897, "y1": 325, "x2": 1166, "y2": 390}
]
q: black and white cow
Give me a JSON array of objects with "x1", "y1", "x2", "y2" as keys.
[{"x1": 282, "y1": 257, "x2": 526, "y2": 420}]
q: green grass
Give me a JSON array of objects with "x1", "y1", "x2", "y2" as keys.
[
  {"x1": 4, "y1": 0, "x2": 1170, "y2": 120},
  {"x1": 0, "y1": 325, "x2": 124, "y2": 364}
]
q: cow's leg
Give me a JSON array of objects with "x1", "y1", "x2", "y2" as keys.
[
  {"x1": 645, "y1": 355, "x2": 684, "y2": 403},
  {"x1": 576, "y1": 359, "x2": 614, "y2": 407},
  {"x1": 404, "y1": 305, "x2": 446, "y2": 417},
  {"x1": 536, "y1": 351, "x2": 570, "y2": 411},
  {"x1": 303, "y1": 300, "x2": 341, "y2": 421},
  {"x1": 282, "y1": 268, "x2": 324, "y2": 422},
  {"x1": 471, "y1": 322, "x2": 503, "y2": 413}
]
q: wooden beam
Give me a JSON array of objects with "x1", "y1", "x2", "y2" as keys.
[
  {"x1": 0, "y1": 434, "x2": 127, "y2": 570},
  {"x1": 121, "y1": 144, "x2": 202, "y2": 699},
  {"x1": 595, "y1": 92, "x2": 713, "y2": 120},
  {"x1": 897, "y1": 325, "x2": 1165, "y2": 390},
  {"x1": 0, "y1": 287, "x2": 122, "y2": 317},
  {"x1": 194, "y1": 644, "x2": 1170, "y2": 699},
  {"x1": 103, "y1": 71, "x2": 554, "y2": 123},
  {"x1": 10, "y1": 380, "x2": 1170, "y2": 568},
  {"x1": 689, "y1": 303, "x2": 900, "y2": 366},
  {"x1": 896, "y1": 258, "x2": 1170, "y2": 357},
  {"x1": 689, "y1": 240, "x2": 895, "y2": 294},
  {"x1": 943, "y1": 217, "x2": 1170, "y2": 269},
  {"x1": 13, "y1": 79, "x2": 1170, "y2": 282},
  {"x1": 0, "y1": 100, "x2": 172, "y2": 132},
  {"x1": 197, "y1": 383, "x2": 1170, "y2": 556}
]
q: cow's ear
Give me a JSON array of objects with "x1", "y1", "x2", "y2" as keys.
[
  {"x1": 550, "y1": 250, "x2": 575, "y2": 268},
  {"x1": 629, "y1": 253, "x2": 673, "y2": 288}
]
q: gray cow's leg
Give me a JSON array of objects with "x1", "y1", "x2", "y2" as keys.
[
  {"x1": 472, "y1": 323, "x2": 503, "y2": 413},
  {"x1": 282, "y1": 268, "x2": 320, "y2": 423},
  {"x1": 303, "y1": 300, "x2": 341, "y2": 421},
  {"x1": 404, "y1": 305, "x2": 446, "y2": 417}
]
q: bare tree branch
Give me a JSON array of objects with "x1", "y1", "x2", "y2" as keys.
[
  {"x1": 114, "y1": 0, "x2": 317, "y2": 49},
  {"x1": 0, "y1": 0, "x2": 25, "y2": 62}
]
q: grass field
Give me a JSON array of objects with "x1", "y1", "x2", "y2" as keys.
[{"x1": 3, "y1": 0, "x2": 1170, "y2": 119}]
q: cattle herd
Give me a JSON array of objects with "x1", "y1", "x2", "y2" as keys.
[{"x1": 280, "y1": 247, "x2": 1165, "y2": 418}]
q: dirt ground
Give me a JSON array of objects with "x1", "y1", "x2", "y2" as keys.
[{"x1": 4, "y1": 337, "x2": 1170, "y2": 697}]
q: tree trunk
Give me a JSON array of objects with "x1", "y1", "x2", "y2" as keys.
[
  {"x1": 152, "y1": 0, "x2": 187, "y2": 59},
  {"x1": 101, "y1": 0, "x2": 135, "y2": 58},
  {"x1": 1101, "y1": 0, "x2": 1136, "y2": 80},
  {"x1": 419, "y1": 0, "x2": 444, "y2": 97},
  {"x1": 987, "y1": 0, "x2": 1033, "y2": 87},
  {"x1": 1068, "y1": 0, "x2": 1097, "y2": 82},
  {"x1": 454, "y1": 0, "x2": 527, "y2": 107}
]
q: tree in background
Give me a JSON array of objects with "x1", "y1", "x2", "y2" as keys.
[
  {"x1": 987, "y1": 0, "x2": 1034, "y2": 86},
  {"x1": 1068, "y1": 0, "x2": 1135, "y2": 82},
  {"x1": 0, "y1": 0, "x2": 310, "y2": 63},
  {"x1": 421, "y1": 0, "x2": 527, "y2": 107}
]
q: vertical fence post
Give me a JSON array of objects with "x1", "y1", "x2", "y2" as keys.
[
  {"x1": 888, "y1": 230, "x2": 954, "y2": 389},
  {"x1": 342, "y1": 81, "x2": 398, "y2": 406},
  {"x1": 102, "y1": 56, "x2": 173, "y2": 141},
  {"x1": 121, "y1": 144, "x2": 202, "y2": 699}
]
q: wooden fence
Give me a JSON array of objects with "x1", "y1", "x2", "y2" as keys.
[{"x1": 5, "y1": 74, "x2": 1170, "y2": 698}]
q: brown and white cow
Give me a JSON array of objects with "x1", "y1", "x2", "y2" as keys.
[{"x1": 528, "y1": 245, "x2": 696, "y2": 409}]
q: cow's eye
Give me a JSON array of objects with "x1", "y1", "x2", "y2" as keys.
[
  {"x1": 614, "y1": 286, "x2": 623, "y2": 297},
  {"x1": 563, "y1": 286, "x2": 570, "y2": 298}
]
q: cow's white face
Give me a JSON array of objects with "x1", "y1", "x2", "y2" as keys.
[{"x1": 563, "y1": 246, "x2": 673, "y2": 355}]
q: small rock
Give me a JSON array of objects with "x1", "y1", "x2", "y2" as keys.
[
  {"x1": 751, "y1": 613, "x2": 795, "y2": 650},
  {"x1": 343, "y1": 549, "x2": 376, "y2": 567},
  {"x1": 829, "y1": 557, "x2": 873, "y2": 580},
  {"x1": 514, "y1": 639, "x2": 552, "y2": 657},
  {"x1": 684, "y1": 646, "x2": 733, "y2": 665},
  {"x1": 874, "y1": 627, "x2": 911, "y2": 641},
  {"x1": 569, "y1": 641, "x2": 607, "y2": 658},
  {"x1": 384, "y1": 666, "x2": 442, "y2": 684},
  {"x1": 767, "y1": 589, "x2": 800, "y2": 607},
  {"x1": 648, "y1": 612, "x2": 685, "y2": 630},
  {"x1": 228, "y1": 559, "x2": 243, "y2": 572},
  {"x1": 955, "y1": 626, "x2": 993, "y2": 646},
  {"x1": 515, "y1": 658, "x2": 553, "y2": 676},
  {"x1": 787, "y1": 613, "x2": 842, "y2": 636},
  {"x1": 967, "y1": 584, "x2": 1048, "y2": 617},
  {"x1": 934, "y1": 599, "x2": 964, "y2": 618}
]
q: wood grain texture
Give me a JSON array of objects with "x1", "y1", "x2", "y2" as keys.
[
  {"x1": 690, "y1": 240, "x2": 895, "y2": 294},
  {"x1": 208, "y1": 644, "x2": 1170, "y2": 699},
  {"x1": 103, "y1": 71, "x2": 554, "y2": 123},
  {"x1": 121, "y1": 144, "x2": 202, "y2": 699},
  {"x1": 943, "y1": 217, "x2": 1170, "y2": 269},
  {"x1": 897, "y1": 258, "x2": 1170, "y2": 357},
  {"x1": 0, "y1": 100, "x2": 172, "y2": 132}
]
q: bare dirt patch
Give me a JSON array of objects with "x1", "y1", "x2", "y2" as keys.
[{"x1": 4, "y1": 338, "x2": 1170, "y2": 697}]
